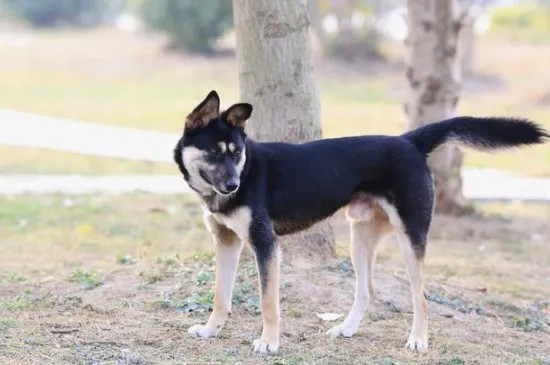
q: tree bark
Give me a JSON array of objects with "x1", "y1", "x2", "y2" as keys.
[
  {"x1": 308, "y1": 0, "x2": 326, "y2": 65},
  {"x1": 404, "y1": 0, "x2": 470, "y2": 215},
  {"x1": 232, "y1": 0, "x2": 336, "y2": 262},
  {"x1": 460, "y1": 18, "x2": 475, "y2": 73}
]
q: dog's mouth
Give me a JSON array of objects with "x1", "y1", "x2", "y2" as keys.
[{"x1": 199, "y1": 170, "x2": 236, "y2": 196}]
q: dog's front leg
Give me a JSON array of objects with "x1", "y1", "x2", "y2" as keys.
[
  {"x1": 188, "y1": 216, "x2": 243, "y2": 338},
  {"x1": 250, "y1": 219, "x2": 280, "y2": 354}
]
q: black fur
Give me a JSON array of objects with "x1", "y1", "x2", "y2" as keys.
[
  {"x1": 403, "y1": 116, "x2": 550, "y2": 156},
  {"x1": 174, "y1": 108, "x2": 548, "y2": 284}
]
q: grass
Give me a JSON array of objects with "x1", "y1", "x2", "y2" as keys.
[
  {"x1": 0, "y1": 317, "x2": 15, "y2": 333},
  {"x1": 1, "y1": 27, "x2": 549, "y2": 176},
  {"x1": 0, "y1": 193, "x2": 549, "y2": 364},
  {"x1": 67, "y1": 268, "x2": 104, "y2": 289}
]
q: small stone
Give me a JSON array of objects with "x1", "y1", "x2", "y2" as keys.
[{"x1": 226, "y1": 348, "x2": 238, "y2": 356}]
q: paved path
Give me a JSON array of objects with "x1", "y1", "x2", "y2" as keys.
[
  {"x1": 0, "y1": 109, "x2": 177, "y2": 162},
  {"x1": 1, "y1": 170, "x2": 549, "y2": 202},
  {"x1": 0, "y1": 174, "x2": 191, "y2": 195},
  {"x1": 1, "y1": 108, "x2": 549, "y2": 201}
]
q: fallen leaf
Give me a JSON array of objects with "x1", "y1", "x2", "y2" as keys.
[
  {"x1": 149, "y1": 207, "x2": 167, "y2": 214},
  {"x1": 75, "y1": 224, "x2": 93, "y2": 236},
  {"x1": 315, "y1": 312, "x2": 343, "y2": 321}
]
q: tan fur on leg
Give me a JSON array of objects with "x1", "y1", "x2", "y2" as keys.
[
  {"x1": 328, "y1": 199, "x2": 393, "y2": 338},
  {"x1": 253, "y1": 246, "x2": 281, "y2": 353},
  {"x1": 188, "y1": 217, "x2": 242, "y2": 339},
  {"x1": 399, "y1": 233, "x2": 429, "y2": 352}
]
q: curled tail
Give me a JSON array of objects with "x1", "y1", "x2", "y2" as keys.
[{"x1": 402, "y1": 116, "x2": 549, "y2": 156}]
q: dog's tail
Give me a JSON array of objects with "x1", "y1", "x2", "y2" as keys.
[{"x1": 402, "y1": 116, "x2": 549, "y2": 156}]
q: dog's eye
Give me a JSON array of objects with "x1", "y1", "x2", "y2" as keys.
[
  {"x1": 234, "y1": 150, "x2": 241, "y2": 157},
  {"x1": 209, "y1": 148, "x2": 221, "y2": 156}
]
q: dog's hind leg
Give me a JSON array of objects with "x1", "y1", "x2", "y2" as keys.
[
  {"x1": 392, "y1": 167, "x2": 433, "y2": 351},
  {"x1": 188, "y1": 215, "x2": 243, "y2": 339},
  {"x1": 327, "y1": 200, "x2": 391, "y2": 338},
  {"x1": 398, "y1": 233, "x2": 429, "y2": 351}
]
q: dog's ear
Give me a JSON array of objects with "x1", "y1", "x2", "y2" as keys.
[
  {"x1": 185, "y1": 90, "x2": 220, "y2": 129},
  {"x1": 222, "y1": 103, "x2": 253, "y2": 129}
]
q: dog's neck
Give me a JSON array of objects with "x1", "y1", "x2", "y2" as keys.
[{"x1": 198, "y1": 191, "x2": 234, "y2": 213}]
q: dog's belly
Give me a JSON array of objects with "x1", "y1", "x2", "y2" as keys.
[{"x1": 272, "y1": 217, "x2": 319, "y2": 236}]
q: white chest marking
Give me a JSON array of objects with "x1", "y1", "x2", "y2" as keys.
[{"x1": 207, "y1": 206, "x2": 252, "y2": 241}]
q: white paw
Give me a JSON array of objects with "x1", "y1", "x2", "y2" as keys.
[
  {"x1": 326, "y1": 323, "x2": 358, "y2": 338},
  {"x1": 406, "y1": 334, "x2": 429, "y2": 352},
  {"x1": 187, "y1": 324, "x2": 217, "y2": 339},
  {"x1": 252, "y1": 338, "x2": 279, "y2": 354}
]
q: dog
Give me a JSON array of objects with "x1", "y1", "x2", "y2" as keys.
[{"x1": 173, "y1": 90, "x2": 549, "y2": 354}]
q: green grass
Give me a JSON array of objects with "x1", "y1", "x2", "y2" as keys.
[
  {"x1": 67, "y1": 268, "x2": 104, "y2": 289},
  {"x1": 0, "y1": 193, "x2": 207, "y2": 276},
  {"x1": 0, "y1": 296, "x2": 34, "y2": 311},
  {"x1": 488, "y1": 2, "x2": 550, "y2": 43},
  {"x1": 0, "y1": 316, "x2": 15, "y2": 333},
  {"x1": 1, "y1": 28, "x2": 549, "y2": 176}
]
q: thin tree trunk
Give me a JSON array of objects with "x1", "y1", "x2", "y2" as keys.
[
  {"x1": 404, "y1": 0, "x2": 470, "y2": 215},
  {"x1": 460, "y1": 18, "x2": 475, "y2": 73},
  {"x1": 308, "y1": 0, "x2": 325, "y2": 65},
  {"x1": 232, "y1": 0, "x2": 336, "y2": 262}
]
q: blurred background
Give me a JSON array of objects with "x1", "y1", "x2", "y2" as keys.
[
  {"x1": 0, "y1": 0, "x2": 549, "y2": 175},
  {"x1": 0, "y1": 1, "x2": 549, "y2": 364}
]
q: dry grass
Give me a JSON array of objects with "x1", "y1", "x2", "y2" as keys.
[
  {"x1": 1, "y1": 194, "x2": 549, "y2": 364},
  {"x1": 1, "y1": 28, "x2": 549, "y2": 176}
]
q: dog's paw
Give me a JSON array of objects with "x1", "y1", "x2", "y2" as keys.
[
  {"x1": 187, "y1": 324, "x2": 217, "y2": 339},
  {"x1": 406, "y1": 335, "x2": 429, "y2": 352},
  {"x1": 252, "y1": 338, "x2": 279, "y2": 354},
  {"x1": 326, "y1": 323, "x2": 358, "y2": 338}
]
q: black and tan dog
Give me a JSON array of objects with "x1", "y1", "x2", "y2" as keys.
[{"x1": 173, "y1": 90, "x2": 549, "y2": 353}]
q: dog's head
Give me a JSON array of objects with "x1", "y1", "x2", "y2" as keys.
[{"x1": 174, "y1": 90, "x2": 252, "y2": 196}]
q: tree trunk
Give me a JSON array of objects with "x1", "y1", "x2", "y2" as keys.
[
  {"x1": 460, "y1": 18, "x2": 475, "y2": 73},
  {"x1": 308, "y1": 0, "x2": 326, "y2": 66},
  {"x1": 404, "y1": 0, "x2": 470, "y2": 215},
  {"x1": 232, "y1": 0, "x2": 336, "y2": 262}
]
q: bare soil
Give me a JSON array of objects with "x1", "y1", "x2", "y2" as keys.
[{"x1": 1, "y1": 200, "x2": 549, "y2": 365}]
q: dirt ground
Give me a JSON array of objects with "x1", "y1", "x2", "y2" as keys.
[{"x1": 1, "y1": 194, "x2": 549, "y2": 365}]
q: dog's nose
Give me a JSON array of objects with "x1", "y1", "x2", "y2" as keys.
[{"x1": 225, "y1": 182, "x2": 239, "y2": 193}]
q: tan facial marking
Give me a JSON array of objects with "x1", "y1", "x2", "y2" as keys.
[
  {"x1": 218, "y1": 142, "x2": 227, "y2": 153},
  {"x1": 228, "y1": 142, "x2": 236, "y2": 153}
]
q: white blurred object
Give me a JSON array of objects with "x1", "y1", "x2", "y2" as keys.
[
  {"x1": 351, "y1": 11, "x2": 366, "y2": 29},
  {"x1": 115, "y1": 12, "x2": 142, "y2": 33},
  {"x1": 474, "y1": 13, "x2": 491, "y2": 33},
  {"x1": 322, "y1": 14, "x2": 339, "y2": 34},
  {"x1": 316, "y1": 312, "x2": 344, "y2": 321},
  {"x1": 0, "y1": 33, "x2": 33, "y2": 47},
  {"x1": 373, "y1": 4, "x2": 492, "y2": 42},
  {"x1": 373, "y1": 5, "x2": 408, "y2": 41}
]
